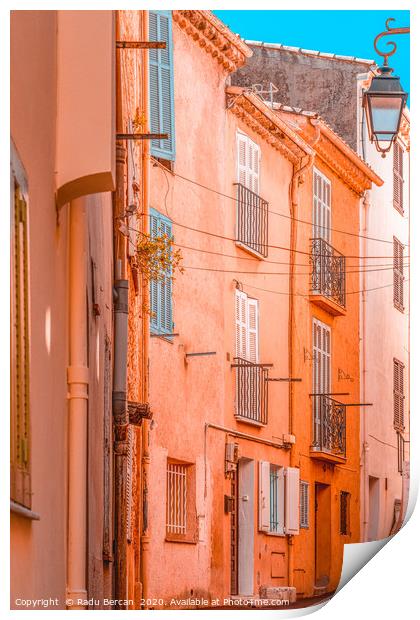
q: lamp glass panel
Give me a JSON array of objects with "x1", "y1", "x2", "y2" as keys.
[{"x1": 370, "y1": 95, "x2": 403, "y2": 140}]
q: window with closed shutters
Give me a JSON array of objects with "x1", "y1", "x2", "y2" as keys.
[
  {"x1": 235, "y1": 289, "x2": 259, "y2": 363},
  {"x1": 149, "y1": 10, "x2": 175, "y2": 161},
  {"x1": 235, "y1": 132, "x2": 268, "y2": 257},
  {"x1": 300, "y1": 481, "x2": 309, "y2": 529},
  {"x1": 393, "y1": 237, "x2": 404, "y2": 311},
  {"x1": 313, "y1": 169, "x2": 331, "y2": 242},
  {"x1": 11, "y1": 146, "x2": 32, "y2": 509},
  {"x1": 312, "y1": 318, "x2": 331, "y2": 446},
  {"x1": 149, "y1": 208, "x2": 173, "y2": 337},
  {"x1": 393, "y1": 358, "x2": 404, "y2": 431},
  {"x1": 393, "y1": 143, "x2": 404, "y2": 214}
]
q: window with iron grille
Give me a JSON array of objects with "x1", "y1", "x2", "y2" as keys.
[
  {"x1": 166, "y1": 460, "x2": 197, "y2": 542},
  {"x1": 235, "y1": 131, "x2": 268, "y2": 258},
  {"x1": 300, "y1": 481, "x2": 309, "y2": 529},
  {"x1": 393, "y1": 237, "x2": 404, "y2": 311},
  {"x1": 340, "y1": 491, "x2": 350, "y2": 535},
  {"x1": 393, "y1": 358, "x2": 405, "y2": 431},
  {"x1": 150, "y1": 208, "x2": 174, "y2": 337},
  {"x1": 393, "y1": 142, "x2": 404, "y2": 214},
  {"x1": 11, "y1": 143, "x2": 32, "y2": 509}
]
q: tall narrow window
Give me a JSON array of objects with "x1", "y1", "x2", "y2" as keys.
[
  {"x1": 393, "y1": 142, "x2": 404, "y2": 214},
  {"x1": 150, "y1": 208, "x2": 173, "y2": 337},
  {"x1": 235, "y1": 132, "x2": 268, "y2": 258},
  {"x1": 299, "y1": 481, "x2": 310, "y2": 529},
  {"x1": 11, "y1": 144, "x2": 31, "y2": 509},
  {"x1": 149, "y1": 10, "x2": 176, "y2": 160},
  {"x1": 235, "y1": 289, "x2": 259, "y2": 363},
  {"x1": 393, "y1": 358, "x2": 404, "y2": 431},
  {"x1": 393, "y1": 237, "x2": 404, "y2": 311},
  {"x1": 340, "y1": 491, "x2": 351, "y2": 535},
  {"x1": 313, "y1": 169, "x2": 331, "y2": 242},
  {"x1": 312, "y1": 318, "x2": 331, "y2": 448}
]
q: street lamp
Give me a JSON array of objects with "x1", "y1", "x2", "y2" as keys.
[{"x1": 363, "y1": 18, "x2": 409, "y2": 157}]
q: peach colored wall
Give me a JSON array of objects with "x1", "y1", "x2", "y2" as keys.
[
  {"x1": 146, "y1": 17, "x2": 293, "y2": 607},
  {"x1": 290, "y1": 154, "x2": 361, "y2": 596},
  {"x1": 11, "y1": 11, "x2": 114, "y2": 609},
  {"x1": 356, "y1": 79, "x2": 410, "y2": 540}
]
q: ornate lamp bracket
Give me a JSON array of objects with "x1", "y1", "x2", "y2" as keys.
[{"x1": 374, "y1": 18, "x2": 410, "y2": 68}]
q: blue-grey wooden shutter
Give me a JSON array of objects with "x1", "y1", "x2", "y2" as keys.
[
  {"x1": 149, "y1": 208, "x2": 173, "y2": 336},
  {"x1": 149, "y1": 211, "x2": 160, "y2": 332},
  {"x1": 149, "y1": 10, "x2": 176, "y2": 160}
]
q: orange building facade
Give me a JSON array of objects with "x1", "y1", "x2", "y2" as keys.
[{"x1": 10, "y1": 8, "x2": 393, "y2": 611}]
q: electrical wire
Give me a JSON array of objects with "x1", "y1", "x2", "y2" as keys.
[
  {"x1": 121, "y1": 220, "x2": 409, "y2": 272},
  {"x1": 151, "y1": 157, "x2": 409, "y2": 247}
]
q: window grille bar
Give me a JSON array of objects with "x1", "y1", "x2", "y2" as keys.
[
  {"x1": 166, "y1": 463, "x2": 187, "y2": 534},
  {"x1": 310, "y1": 237, "x2": 346, "y2": 308},
  {"x1": 234, "y1": 357, "x2": 269, "y2": 424},
  {"x1": 312, "y1": 395, "x2": 346, "y2": 458},
  {"x1": 234, "y1": 183, "x2": 268, "y2": 258}
]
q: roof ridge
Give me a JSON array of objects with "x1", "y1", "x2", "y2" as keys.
[{"x1": 244, "y1": 39, "x2": 375, "y2": 65}]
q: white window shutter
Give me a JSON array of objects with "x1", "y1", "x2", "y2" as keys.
[
  {"x1": 259, "y1": 461, "x2": 270, "y2": 531},
  {"x1": 250, "y1": 141, "x2": 260, "y2": 194},
  {"x1": 284, "y1": 467, "x2": 300, "y2": 535},
  {"x1": 246, "y1": 298, "x2": 259, "y2": 363},
  {"x1": 277, "y1": 467, "x2": 285, "y2": 534},
  {"x1": 235, "y1": 289, "x2": 247, "y2": 359},
  {"x1": 237, "y1": 133, "x2": 248, "y2": 187},
  {"x1": 313, "y1": 169, "x2": 331, "y2": 243}
]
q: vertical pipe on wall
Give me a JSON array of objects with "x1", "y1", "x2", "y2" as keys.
[
  {"x1": 113, "y1": 10, "x2": 129, "y2": 609},
  {"x1": 361, "y1": 190, "x2": 370, "y2": 541},
  {"x1": 139, "y1": 8, "x2": 151, "y2": 607},
  {"x1": 66, "y1": 196, "x2": 89, "y2": 610}
]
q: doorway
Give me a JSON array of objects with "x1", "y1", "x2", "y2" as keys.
[
  {"x1": 368, "y1": 476, "x2": 380, "y2": 541},
  {"x1": 315, "y1": 483, "x2": 331, "y2": 587},
  {"x1": 231, "y1": 458, "x2": 254, "y2": 596}
]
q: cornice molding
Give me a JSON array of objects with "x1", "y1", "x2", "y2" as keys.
[
  {"x1": 173, "y1": 10, "x2": 252, "y2": 73},
  {"x1": 226, "y1": 87, "x2": 312, "y2": 165}
]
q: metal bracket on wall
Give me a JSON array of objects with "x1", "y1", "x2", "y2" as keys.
[{"x1": 116, "y1": 41, "x2": 166, "y2": 49}]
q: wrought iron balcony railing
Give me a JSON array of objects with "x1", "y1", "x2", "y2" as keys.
[
  {"x1": 312, "y1": 395, "x2": 346, "y2": 458},
  {"x1": 232, "y1": 357, "x2": 269, "y2": 424},
  {"x1": 310, "y1": 238, "x2": 346, "y2": 308},
  {"x1": 234, "y1": 183, "x2": 268, "y2": 258}
]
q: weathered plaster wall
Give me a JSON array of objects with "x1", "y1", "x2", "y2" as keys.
[{"x1": 232, "y1": 45, "x2": 372, "y2": 149}]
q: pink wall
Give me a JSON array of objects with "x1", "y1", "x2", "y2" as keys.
[{"x1": 11, "y1": 11, "x2": 114, "y2": 608}]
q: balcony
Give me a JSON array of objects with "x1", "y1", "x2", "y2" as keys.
[
  {"x1": 234, "y1": 183, "x2": 268, "y2": 258},
  {"x1": 232, "y1": 357, "x2": 269, "y2": 425},
  {"x1": 310, "y1": 395, "x2": 346, "y2": 462},
  {"x1": 310, "y1": 238, "x2": 346, "y2": 315}
]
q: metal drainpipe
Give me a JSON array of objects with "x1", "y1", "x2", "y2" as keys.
[
  {"x1": 139, "y1": 8, "x2": 151, "y2": 608},
  {"x1": 361, "y1": 191, "x2": 370, "y2": 541},
  {"x1": 113, "y1": 10, "x2": 129, "y2": 609},
  {"x1": 112, "y1": 277, "x2": 129, "y2": 608},
  {"x1": 287, "y1": 119, "x2": 319, "y2": 589},
  {"x1": 66, "y1": 196, "x2": 89, "y2": 610}
]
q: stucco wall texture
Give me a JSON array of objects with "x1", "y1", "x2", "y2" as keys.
[{"x1": 232, "y1": 44, "x2": 373, "y2": 150}]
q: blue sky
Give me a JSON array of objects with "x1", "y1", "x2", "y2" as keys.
[{"x1": 214, "y1": 10, "x2": 410, "y2": 105}]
